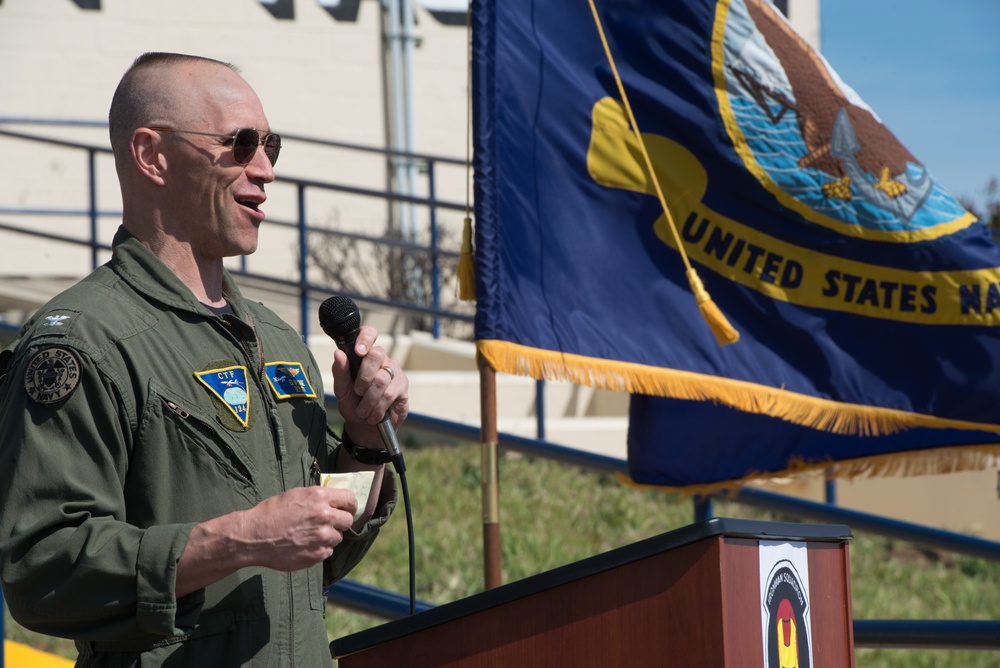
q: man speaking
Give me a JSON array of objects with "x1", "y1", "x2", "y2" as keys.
[{"x1": 0, "y1": 52, "x2": 407, "y2": 667}]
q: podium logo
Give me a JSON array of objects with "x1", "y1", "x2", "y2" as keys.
[{"x1": 763, "y1": 561, "x2": 811, "y2": 668}]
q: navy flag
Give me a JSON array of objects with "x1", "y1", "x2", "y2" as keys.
[{"x1": 472, "y1": 0, "x2": 1000, "y2": 489}]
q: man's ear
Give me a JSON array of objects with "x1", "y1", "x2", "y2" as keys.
[{"x1": 130, "y1": 128, "x2": 167, "y2": 185}]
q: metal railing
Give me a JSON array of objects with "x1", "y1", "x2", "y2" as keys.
[
  {"x1": 0, "y1": 120, "x2": 476, "y2": 340},
  {"x1": 2, "y1": 121, "x2": 999, "y2": 661}
]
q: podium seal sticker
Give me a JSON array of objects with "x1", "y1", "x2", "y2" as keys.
[{"x1": 760, "y1": 542, "x2": 813, "y2": 668}]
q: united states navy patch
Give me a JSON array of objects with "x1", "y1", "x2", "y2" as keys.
[
  {"x1": 194, "y1": 366, "x2": 251, "y2": 427},
  {"x1": 24, "y1": 346, "x2": 81, "y2": 404},
  {"x1": 264, "y1": 361, "x2": 316, "y2": 399}
]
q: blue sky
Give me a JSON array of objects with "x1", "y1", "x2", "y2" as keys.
[{"x1": 820, "y1": 1, "x2": 1000, "y2": 213}]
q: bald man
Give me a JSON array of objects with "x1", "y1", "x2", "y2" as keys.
[{"x1": 0, "y1": 53, "x2": 405, "y2": 667}]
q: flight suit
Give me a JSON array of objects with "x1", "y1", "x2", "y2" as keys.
[{"x1": 0, "y1": 226, "x2": 395, "y2": 667}]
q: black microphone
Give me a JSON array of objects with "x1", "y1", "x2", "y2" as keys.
[
  {"x1": 319, "y1": 296, "x2": 417, "y2": 616},
  {"x1": 318, "y1": 296, "x2": 405, "y2": 473}
]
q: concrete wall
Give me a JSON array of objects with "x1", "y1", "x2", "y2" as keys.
[
  {"x1": 0, "y1": 0, "x2": 471, "y2": 277},
  {"x1": 0, "y1": 0, "x2": 469, "y2": 159}
]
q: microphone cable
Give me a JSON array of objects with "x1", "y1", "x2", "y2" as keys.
[{"x1": 394, "y1": 458, "x2": 416, "y2": 616}]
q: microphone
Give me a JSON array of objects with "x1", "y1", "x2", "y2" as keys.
[
  {"x1": 319, "y1": 296, "x2": 417, "y2": 615},
  {"x1": 318, "y1": 296, "x2": 405, "y2": 473}
]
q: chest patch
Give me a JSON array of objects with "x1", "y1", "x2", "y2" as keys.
[
  {"x1": 194, "y1": 365, "x2": 251, "y2": 427},
  {"x1": 264, "y1": 361, "x2": 316, "y2": 399},
  {"x1": 24, "y1": 346, "x2": 81, "y2": 404}
]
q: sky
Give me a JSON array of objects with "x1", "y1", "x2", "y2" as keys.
[{"x1": 819, "y1": 0, "x2": 1000, "y2": 213}]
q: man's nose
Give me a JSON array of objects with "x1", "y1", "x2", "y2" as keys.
[{"x1": 245, "y1": 143, "x2": 276, "y2": 182}]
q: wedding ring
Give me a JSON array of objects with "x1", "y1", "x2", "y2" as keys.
[{"x1": 380, "y1": 365, "x2": 395, "y2": 381}]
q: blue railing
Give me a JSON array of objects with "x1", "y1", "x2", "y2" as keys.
[
  {"x1": 0, "y1": 121, "x2": 475, "y2": 341},
  {"x1": 2, "y1": 121, "x2": 999, "y2": 660}
]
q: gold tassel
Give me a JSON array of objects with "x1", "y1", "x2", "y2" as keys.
[
  {"x1": 687, "y1": 268, "x2": 739, "y2": 345},
  {"x1": 459, "y1": 10, "x2": 476, "y2": 303},
  {"x1": 458, "y1": 216, "x2": 476, "y2": 301}
]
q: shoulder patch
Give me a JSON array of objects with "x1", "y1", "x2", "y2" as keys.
[
  {"x1": 194, "y1": 365, "x2": 251, "y2": 427},
  {"x1": 264, "y1": 362, "x2": 317, "y2": 399},
  {"x1": 24, "y1": 346, "x2": 82, "y2": 404}
]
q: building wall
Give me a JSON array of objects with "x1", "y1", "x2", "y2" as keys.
[
  {"x1": 0, "y1": 0, "x2": 469, "y2": 155},
  {"x1": 0, "y1": 0, "x2": 472, "y2": 276}
]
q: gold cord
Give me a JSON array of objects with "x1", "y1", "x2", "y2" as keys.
[{"x1": 586, "y1": 0, "x2": 738, "y2": 344}]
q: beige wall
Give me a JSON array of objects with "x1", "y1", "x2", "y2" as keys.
[
  {"x1": 0, "y1": 0, "x2": 471, "y2": 277},
  {"x1": 0, "y1": 0, "x2": 468, "y2": 151}
]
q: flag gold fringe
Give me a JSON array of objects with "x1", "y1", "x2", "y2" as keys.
[
  {"x1": 477, "y1": 338, "x2": 1000, "y2": 439},
  {"x1": 615, "y1": 444, "x2": 1000, "y2": 498}
]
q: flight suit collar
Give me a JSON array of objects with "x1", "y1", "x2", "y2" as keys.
[{"x1": 109, "y1": 226, "x2": 253, "y2": 320}]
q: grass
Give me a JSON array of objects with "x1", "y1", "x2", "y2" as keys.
[{"x1": 5, "y1": 442, "x2": 1000, "y2": 666}]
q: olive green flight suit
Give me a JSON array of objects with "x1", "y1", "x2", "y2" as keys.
[{"x1": 0, "y1": 227, "x2": 395, "y2": 667}]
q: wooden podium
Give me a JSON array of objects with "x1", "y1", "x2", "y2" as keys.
[{"x1": 331, "y1": 518, "x2": 855, "y2": 667}]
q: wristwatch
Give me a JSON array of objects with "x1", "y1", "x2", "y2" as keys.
[{"x1": 341, "y1": 431, "x2": 392, "y2": 465}]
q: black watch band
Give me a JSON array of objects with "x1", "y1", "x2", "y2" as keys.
[{"x1": 341, "y1": 431, "x2": 392, "y2": 465}]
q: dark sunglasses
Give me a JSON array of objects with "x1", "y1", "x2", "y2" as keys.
[{"x1": 149, "y1": 127, "x2": 281, "y2": 166}]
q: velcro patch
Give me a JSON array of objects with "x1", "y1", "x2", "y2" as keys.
[
  {"x1": 264, "y1": 361, "x2": 316, "y2": 399},
  {"x1": 194, "y1": 366, "x2": 251, "y2": 427},
  {"x1": 24, "y1": 346, "x2": 81, "y2": 404}
]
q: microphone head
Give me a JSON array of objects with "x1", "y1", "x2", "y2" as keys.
[{"x1": 318, "y1": 295, "x2": 361, "y2": 338}]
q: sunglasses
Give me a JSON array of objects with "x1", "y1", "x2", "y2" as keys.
[{"x1": 149, "y1": 127, "x2": 281, "y2": 166}]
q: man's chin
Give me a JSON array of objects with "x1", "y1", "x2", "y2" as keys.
[
  {"x1": 240, "y1": 227, "x2": 260, "y2": 255},
  {"x1": 224, "y1": 239, "x2": 258, "y2": 258}
]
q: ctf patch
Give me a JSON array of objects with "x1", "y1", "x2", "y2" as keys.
[
  {"x1": 264, "y1": 361, "x2": 316, "y2": 399},
  {"x1": 194, "y1": 365, "x2": 251, "y2": 427},
  {"x1": 24, "y1": 346, "x2": 81, "y2": 404}
]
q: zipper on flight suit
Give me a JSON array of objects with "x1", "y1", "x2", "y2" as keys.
[
  {"x1": 215, "y1": 311, "x2": 299, "y2": 661},
  {"x1": 165, "y1": 399, "x2": 254, "y2": 483}
]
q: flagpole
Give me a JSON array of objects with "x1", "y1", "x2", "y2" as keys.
[{"x1": 479, "y1": 358, "x2": 502, "y2": 589}]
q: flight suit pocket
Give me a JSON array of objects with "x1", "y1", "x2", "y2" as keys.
[{"x1": 130, "y1": 379, "x2": 260, "y2": 520}]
